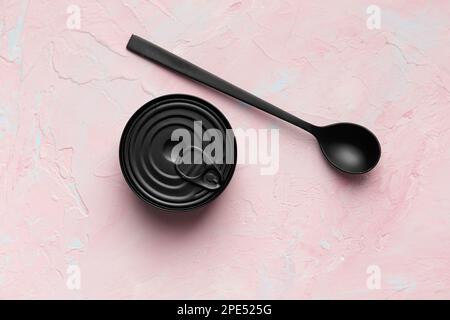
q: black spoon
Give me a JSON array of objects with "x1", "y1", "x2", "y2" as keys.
[{"x1": 127, "y1": 35, "x2": 381, "y2": 174}]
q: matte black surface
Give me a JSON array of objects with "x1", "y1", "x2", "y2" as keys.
[
  {"x1": 119, "y1": 94, "x2": 237, "y2": 211},
  {"x1": 126, "y1": 34, "x2": 381, "y2": 174},
  {"x1": 316, "y1": 123, "x2": 381, "y2": 174}
]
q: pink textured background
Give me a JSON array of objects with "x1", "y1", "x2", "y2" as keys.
[{"x1": 1, "y1": 0, "x2": 450, "y2": 299}]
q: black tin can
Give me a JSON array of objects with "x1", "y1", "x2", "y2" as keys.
[{"x1": 120, "y1": 94, "x2": 237, "y2": 211}]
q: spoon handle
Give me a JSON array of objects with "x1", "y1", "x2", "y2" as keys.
[{"x1": 127, "y1": 35, "x2": 317, "y2": 134}]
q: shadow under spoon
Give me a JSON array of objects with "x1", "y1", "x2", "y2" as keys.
[{"x1": 126, "y1": 34, "x2": 381, "y2": 174}]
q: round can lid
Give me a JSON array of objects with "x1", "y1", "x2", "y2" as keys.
[{"x1": 120, "y1": 94, "x2": 237, "y2": 211}]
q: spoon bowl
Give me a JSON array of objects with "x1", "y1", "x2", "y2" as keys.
[{"x1": 315, "y1": 123, "x2": 381, "y2": 174}]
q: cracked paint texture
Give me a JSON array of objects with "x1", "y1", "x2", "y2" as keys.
[{"x1": 1, "y1": 0, "x2": 450, "y2": 299}]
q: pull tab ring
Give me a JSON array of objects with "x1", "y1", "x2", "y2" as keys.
[{"x1": 174, "y1": 146, "x2": 223, "y2": 191}]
